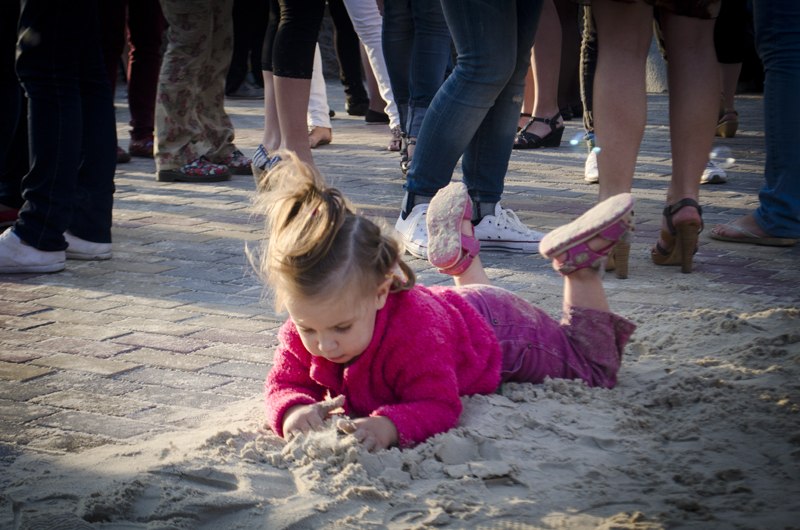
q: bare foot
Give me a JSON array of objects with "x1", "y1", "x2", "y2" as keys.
[
  {"x1": 308, "y1": 127, "x2": 332, "y2": 149},
  {"x1": 711, "y1": 213, "x2": 767, "y2": 238}
]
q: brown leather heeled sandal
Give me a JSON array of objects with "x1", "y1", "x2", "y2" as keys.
[{"x1": 651, "y1": 198, "x2": 703, "y2": 273}]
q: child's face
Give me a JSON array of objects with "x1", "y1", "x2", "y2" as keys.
[{"x1": 286, "y1": 280, "x2": 392, "y2": 364}]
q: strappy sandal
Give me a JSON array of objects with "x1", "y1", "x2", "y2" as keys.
[
  {"x1": 513, "y1": 112, "x2": 564, "y2": 149},
  {"x1": 426, "y1": 181, "x2": 481, "y2": 275},
  {"x1": 716, "y1": 109, "x2": 739, "y2": 138},
  {"x1": 517, "y1": 112, "x2": 532, "y2": 132},
  {"x1": 388, "y1": 126, "x2": 402, "y2": 152},
  {"x1": 400, "y1": 137, "x2": 416, "y2": 175},
  {"x1": 651, "y1": 198, "x2": 703, "y2": 273},
  {"x1": 539, "y1": 194, "x2": 634, "y2": 275}
]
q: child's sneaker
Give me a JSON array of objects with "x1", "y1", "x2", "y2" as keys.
[
  {"x1": 473, "y1": 204, "x2": 544, "y2": 253},
  {"x1": 540, "y1": 194, "x2": 634, "y2": 275},
  {"x1": 157, "y1": 157, "x2": 231, "y2": 183},
  {"x1": 426, "y1": 182, "x2": 480, "y2": 275}
]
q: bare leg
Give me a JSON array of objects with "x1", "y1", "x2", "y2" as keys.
[
  {"x1": 720, "y1": 62, "x2": 741, "y2": 112},
  {"x1": 274, "y1": 75, "x2": 314, "y2": 166},
  {"x1": 452, "y1": 217, "x2": 491, "y2": 287},
  {"x1": 519, "y1": 56, "x2": 534, "y2": 130},
  {"x1": 527, "y1": 0, "x2": 563, "y2": 138},
  {"x1": 562, "y1": 262, "x2": 609, "y2": 313},
  {"x1": 592, "y1": 1, "x2": 652, "y2": 201},
  {"x1": 261, "y1": 70, "x2": 281, "y2": 152},
  {"x1": 659, "y1": 12, "x2": 717, "y2": 228}
]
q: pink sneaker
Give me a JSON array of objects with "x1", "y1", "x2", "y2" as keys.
[
  {"x1": 539, "y1": 193, "x2": 634, "y2": 275},
  {"x1": 426, "y1": 181, "x2": 480, "y2": 275}
]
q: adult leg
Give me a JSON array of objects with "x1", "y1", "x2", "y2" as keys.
[
  {"x1": 526, "y1": 0, "x2": 563, "y2": 141},
  {"x1": 592, "y1": 0, "x2": 653, "y2": 201},
  {"x1": 200, "y1": 0, "x2": 238, "y2": 162},
  {"x1": 658, "y1": 12, "x2": 718, "y2": 214},
  {"x1": 751, "y1": 0, "x2": 800, "y2": 238},
  {"x1": 381, "y1": 0, "x2": 413, "y2": 134},
  {"x1": 155, "y1": 0, "x2": 211, "y2": 170},
  {"x1": 273, "y1": 0, "x2": 325, "y2": 166},
  {"x1": 307, "y1": 44, "x2": 333, "y2": 148},
  {"x1": 328, "y1": 0, "x2": 369, "y2": 114},
  {"x1": 343, "y1": 0, "x2": 400, "y2": 129},
  {"x1": 126, "y1": 0, "x2": 165, "y2": 146},
  {"x1": 461, "y1": 0, "x2": 543, "y2": 207}
]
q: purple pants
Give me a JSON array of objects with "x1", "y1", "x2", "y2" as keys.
[{"x1": 458, "y1": 285, "x2": 636, "y2": 389}]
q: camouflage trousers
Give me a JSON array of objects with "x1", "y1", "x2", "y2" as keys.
[{"x1": 155, "y1": 0, "x2": 237, "y2": 171}]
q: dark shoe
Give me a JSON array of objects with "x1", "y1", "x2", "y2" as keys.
[
  {"x1": 157, "y1": 157, "x2": 231, "y2": 183},
  {"x1": 116, "y1": 146, "x2": 131, "y2": 163},
  {"x1": 346, "y1": 99, "x2": 369, "y2": 116},
  {"x1": 365, "y1": 109, "x2": 389, "y2": 124},
  {"x1": 0, "y1": 207, "x2": 19, "y2": 229},
  {"x1": 225, "y1": 81, "x2": 264, "y2": 100},
  {"x1": 128, "y1": 138, "x2": 154, "y2": 158},
  {"x1": 513, "y1": 113, "x2": 564, "y2": 149},
  {"x1": 220, "y1": 149, "x2": 252, "y2": 175}
]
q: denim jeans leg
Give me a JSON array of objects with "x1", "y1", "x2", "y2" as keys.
[
  {"x1": 460, "y1": 0, "x2": 543, "y2": 204},
  {"x1": 14, "y1": 0, "x2": 89, "y2": 251},
  {"x1": 406, "y1": 0, "x2": 543, "y2": 200},
  {"x1": 406, "y1": 0, "x2": 451, "y2": 138},
  {"x1": 70, "y1": 28, "x2": 116, "y2": 244},
  {"x1": 752, "y1": 0, "x2": 800, "y2": 238},
  {"x1": 382, "y1": 0, "x2": 413, "y2": 133}
]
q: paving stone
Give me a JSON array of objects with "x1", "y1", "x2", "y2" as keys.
[
  {"x1": 0, "y1": 361, "x2": 54, "y2": 382},
  {"x1": 32, "y1": 410, "x2": 159, "y2": 440},
  {"x1": 32, "y1": 389, "x2": 153, "y2": 417},
  {"x1": 118, "y1": 366, "x2": 233, "y2": 392},
  {"x1": 30, "y1": 353, "x2": 139, "y2": 376},
  {"x1": 117, "y1": 348, "x2": 220, "y2": 371}
]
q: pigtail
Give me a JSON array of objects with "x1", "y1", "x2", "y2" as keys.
[{"x1": 251, "y1": 151, "x2": 414, "y2": 309}]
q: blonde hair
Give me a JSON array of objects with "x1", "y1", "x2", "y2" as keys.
[{"x1": 250, "y1": 151, "x2": 415, "y2": 310}]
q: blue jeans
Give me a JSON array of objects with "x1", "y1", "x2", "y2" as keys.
[
  {"x1": 382, "y1": 0, "x2": 452, "y2": 138},
  {"x1": 405, "y1": 0, "x2": 543, "y2": 205},
  {"x1": 752, "y1": 0, "x2": 800, "y2": 238},
  {"x1": 14, "y1": 0, "x2": 116, "y2": 250}
]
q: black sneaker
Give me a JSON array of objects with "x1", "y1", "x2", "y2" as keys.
[{"x1": 345, "y1": 99, "x2": 368, "y2": 116}]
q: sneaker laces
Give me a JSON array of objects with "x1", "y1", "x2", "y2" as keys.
[{"x1": 489, "y1": 206, "x2": 536, "y2": 237}]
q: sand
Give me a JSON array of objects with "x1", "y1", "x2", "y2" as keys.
[{"x1": 2, "y1": 304, "x2": 798, "y2": 529}]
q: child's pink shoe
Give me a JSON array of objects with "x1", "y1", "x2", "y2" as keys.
[
  {"x1": 426, "y1": 182, "x2": 481, "y2": 275},
  {"x1": 539, "y1": 193, "x2": 634, "y2": 275}
]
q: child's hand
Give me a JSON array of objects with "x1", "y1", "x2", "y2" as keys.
[
  {"x1": 336, "y1": 416, "x2": 398, "y2": 452},
  {"x1": 282, "y1": 395, "x2": 345, "y2": 438}
]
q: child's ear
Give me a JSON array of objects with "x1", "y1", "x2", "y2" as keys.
[{"x1": 375, "y1": 277, "x2": 393, "y2": 310}]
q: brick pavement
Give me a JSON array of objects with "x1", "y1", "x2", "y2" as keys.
[{"x1": 0, "y1": 84, "x2": 798, "y2": 462}]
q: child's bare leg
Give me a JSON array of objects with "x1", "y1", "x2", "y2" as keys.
[
  {"x1": 540, "y1": 193, "x2": 634, "y2": 313},
  {"x1": 561, "y1": 256, "x2": 609, "y2": 313},
  {"x1": 453, "y1": 217, "x2": 490, "y2": 286}
]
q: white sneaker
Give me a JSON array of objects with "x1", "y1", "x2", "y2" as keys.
[
  {"x1": 473, "y1": 204, "x2": 544, "y2": 253},
  {"x1": 701, "y1": 160, "x2": 727, "y2": 184},
  {"x1": 394, "y1": 203, "x2": 429, "y2": 259},
  {"x1": 584, "y1": 150, "x2": 599, "y2": 184},
  {"x1": 65, "y1": 231, "x2": 112, "y2": 260},
  {"x1": 0, "y1": 229, "x2": 65, "y2": 273}
]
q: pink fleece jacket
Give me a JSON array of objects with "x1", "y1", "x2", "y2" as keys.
[{"x1": 263, "y1": 285, "x2": 502, "y2": 447}]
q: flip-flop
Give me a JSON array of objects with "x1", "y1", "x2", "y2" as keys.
[
  {"x1": 710, "y1": 221, "x2": 797, "y2": 247},
  {"x1": 539, "y1": 193, "x2": 634, "y2": 275},
  {"x1": 426, "y1": 181, "x2": 480, "y2": 275}
]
